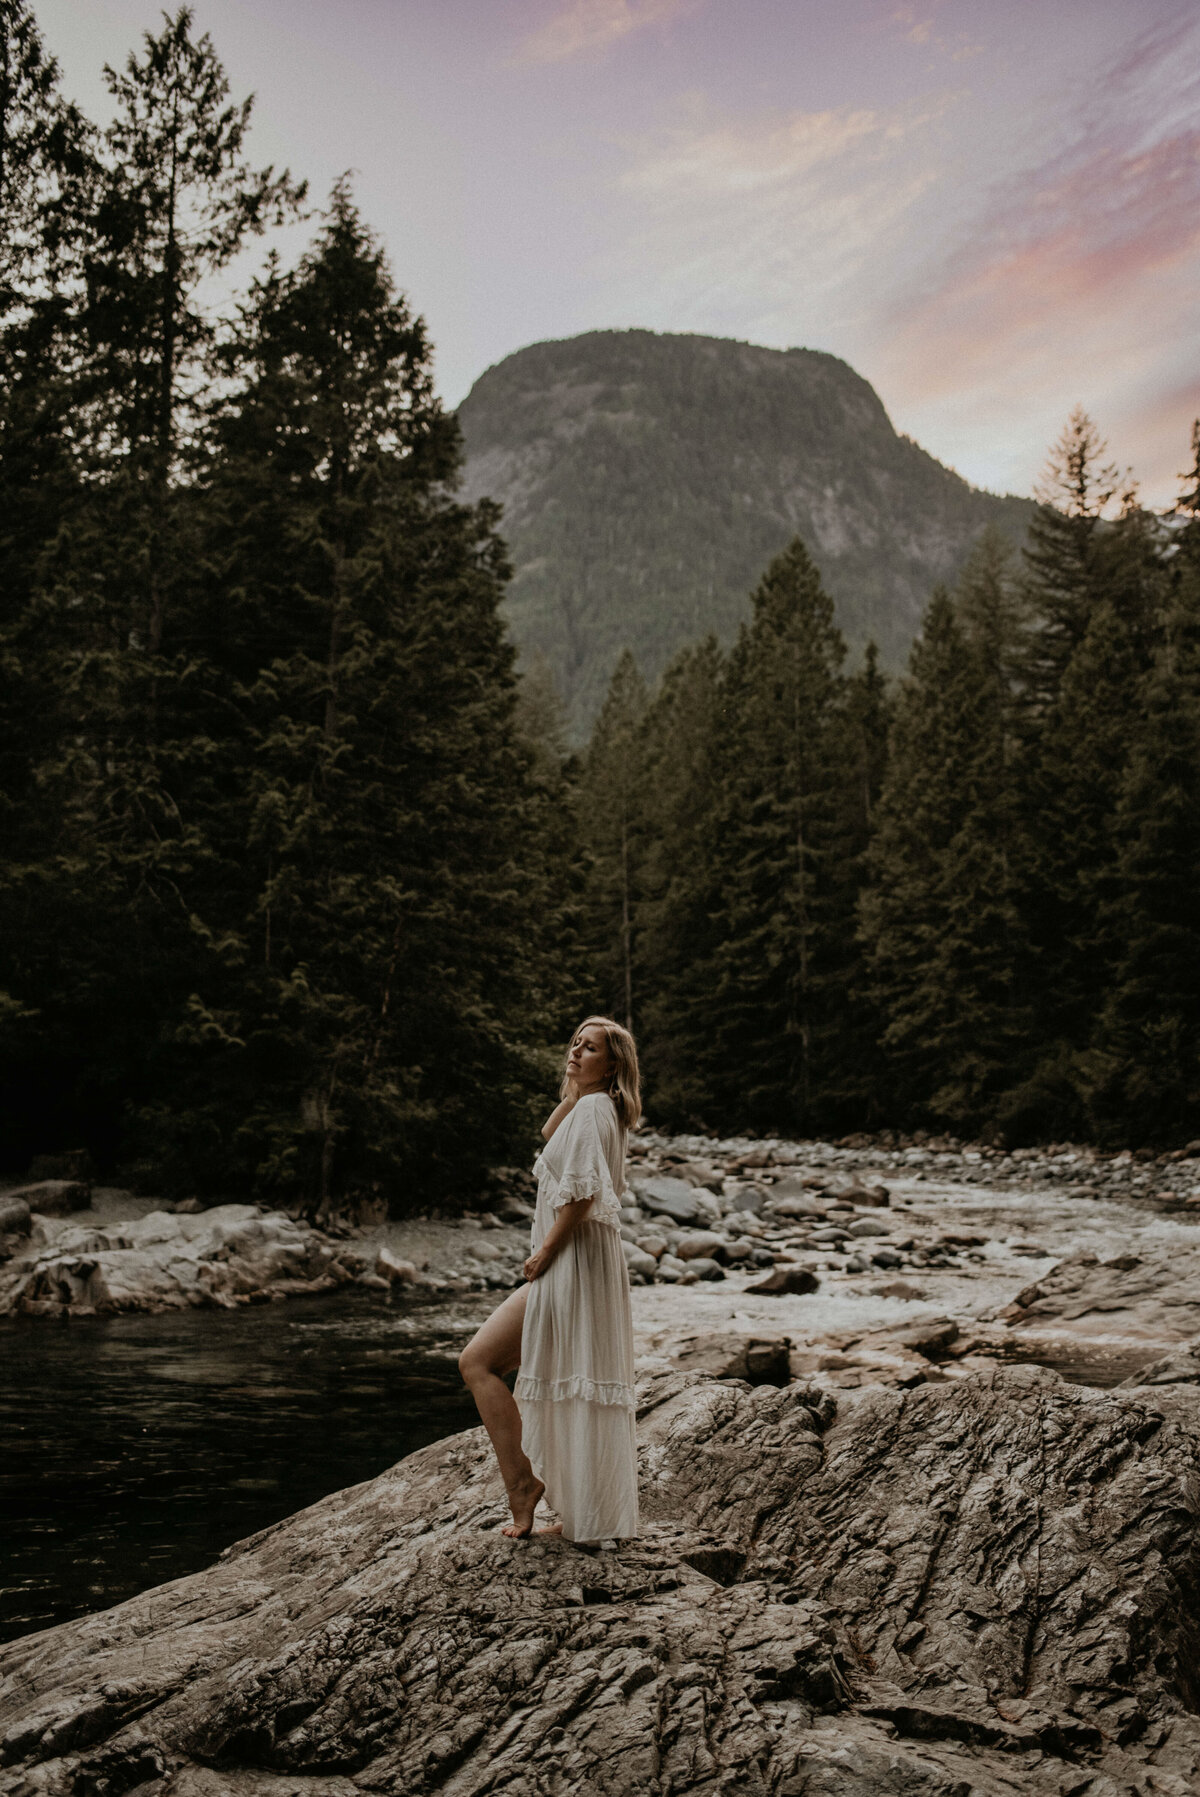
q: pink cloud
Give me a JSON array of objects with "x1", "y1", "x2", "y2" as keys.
[
  {"x1": 512, "y1": 0, "x2": 698, "y2": 64},
  {"x1": 873, "y1": 13, "x2": 1200, "y2": 501}
]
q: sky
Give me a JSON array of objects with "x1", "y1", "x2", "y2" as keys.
[{"x1": 37, "y1": 0, "x2": 1200, "y2": 506}]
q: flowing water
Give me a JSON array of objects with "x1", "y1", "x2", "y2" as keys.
[{"x1": 0, "y1": 1290, "x2": 489, "y2": 1644}]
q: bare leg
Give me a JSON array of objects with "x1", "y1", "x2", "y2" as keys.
[{"x1": 458, "y1": 1285, "x2": 550, "y2": 1538}]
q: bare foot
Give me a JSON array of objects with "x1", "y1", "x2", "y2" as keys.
[
  {"x1": 500, "y1": 1475, "x2": 546, "y2": 1538},
  {"x1": 532, "y1": 1522, "x2": 563, "y2": 1537}
]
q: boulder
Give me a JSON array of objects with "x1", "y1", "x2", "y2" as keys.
[
  {"x1": 4, "y1": 1179, "x2": 91, "y2": 1218},
  {"x1": 376, "y1": 1248, "x2": 419, "y2": 1285},
  {"x1": 685, "y1": 1257, "x2": 725, "y2": 1281},
  {"x1": 5, "y1": 1367, "x2": 1200, "y2": 1795},
  {"x1": 635, "y1": 1233, "x2": 668, "y2": 1259},
  {"x1": 746, "y1": 1265, "x2": 820, "y2": 1295},
  {"x1": 870, "y1": 1278, "x2": 926, "y2": 1301},
  {"x1": 0, "y1": 1206, "x2": 360, "y2": 1316},
  {"x1": 26, "y1": 1149, "x2": 95, "y2": 1182},
  {"x1": 0, "y1": 1197, "x2": 31, "y2": 1236},
  {"x1": 765, "y1": 1193, "x2": 825, "y2": 1219},
  {"x1": 847, "y1": 1217, "x2": 891, "y2": 1238},
  {"x1": 725, "y1": 1185, "x2": 765, "y2": 1213},
  {"x1": 673, "y1": 1229, "x2": 728, "y2": 1262},
  {"x1": 621, "y1": 1241, "x2": 659, "y2": 1279},
  {"x1": 671, "y1": 1160, "x2": 725, "y2": 1192},
  {"x1": 631, "y1": 1175, "x2": 701, "y2": 1225},
  {"x1": 655, "y1": 1331, "x2": 792, "y2": 1386}
]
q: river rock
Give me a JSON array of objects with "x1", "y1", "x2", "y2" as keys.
[
  {"x1": 25, "y1": 1149, "x2": 95, "y2": 1182},
  {"x1": 0, "y1": 1197, "x2": 31, "y2": 1236},
  {"x1": 621, "y1": 1241, "x2": 658, "y2": 1279},
  {"x1": 631, "y1": 1174, "x2": 701, "y2": 1224},
  {"x1": 746, "y1": 1265, "x2": 820, "y2": 1295},
  {"x1": 0, "y1": 1206, "x2": 363, "y2": 1316},
  {"x1": 376, "y1": 1248, "x2": 419, "y2": 1284},
  {"x1": 648, "y1": 1331, "x2": 793, "y2": 1386},
  {"x1": 2, "y1": 1179, "x2": 91, "y2": 1218},
  {"x1": 725, "y1": 1185, "x2": 765, "y2": 1213},
  {"x1": 847, "y1": 1216, "x2": 891, "y2": 1237},
  {"x1": 685, "y1": 1256, "x2": 725, "y2": 1281},
  {"x1": 5, "y1": 1365, "x2": 1200, "y2": 1795},
  {"x1": 673, "y1": 1229, "x2": 727, "y2": 1262}
]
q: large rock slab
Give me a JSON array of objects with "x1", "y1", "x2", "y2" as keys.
[
  {"x1": 1, "y1": 1180, "x2": 90, "y2": 1218},
  {"x1": 0, "y1": 1206, "x2": 364, "y2": 1317},
  {"x1": 1001, "y1": 1247, "x2": 1200, "y2": 1342},
  {"x1": 3, "y1": 1365, "x2": 1200, "y2": 1794}
]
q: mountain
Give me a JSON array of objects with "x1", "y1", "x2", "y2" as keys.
[{"x1": 456, "y1": 329, "x2": 1034, "y2": 736}]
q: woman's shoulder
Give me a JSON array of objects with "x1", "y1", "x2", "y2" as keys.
[{"x1": 576, "y1": 1091, "x2": 623, "y2": 1145}]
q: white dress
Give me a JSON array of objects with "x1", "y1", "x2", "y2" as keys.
[{"x1": 514, "y1": 1092, "x2": 639, "y2": 1542}]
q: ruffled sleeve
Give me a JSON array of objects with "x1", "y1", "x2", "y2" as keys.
[{"x1": 533, "y1": 1096, "x2": 625, "y2": 1230}]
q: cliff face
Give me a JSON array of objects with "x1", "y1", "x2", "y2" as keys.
[
  {"x1": 4, "y1": 1361, "x2": 1200, "y2": 1796},
  {"x1": 457, "y1": 329, "x2": 1033, "y2": 736}
]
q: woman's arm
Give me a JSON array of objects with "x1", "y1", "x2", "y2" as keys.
[
  {"x1": 541, "y1": 1089, "x2": 578, "y2": 1141},
  {"x1": 524, "y1": 1194, "x2": 593, "y2": 1281}
]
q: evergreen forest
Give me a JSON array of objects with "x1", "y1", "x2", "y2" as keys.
[{"x1": 2, "y1": 4, "x2": 1198, "y2": 1213}]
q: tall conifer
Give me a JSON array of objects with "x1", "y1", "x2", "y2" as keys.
[{"x1": 703, "y1": 537, "x2": 854, "y2": 1131}]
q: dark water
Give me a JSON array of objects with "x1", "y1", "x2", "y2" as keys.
[{"x1": 0, "y1": 1291, "x2": 487, "y2": 1644}]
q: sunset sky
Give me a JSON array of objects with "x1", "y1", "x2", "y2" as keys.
[{"x1": 42, "y1": 0, "x2": 1200, "y2": 505}]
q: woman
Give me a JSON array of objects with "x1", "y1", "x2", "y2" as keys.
[{"x1": 458, "y1": 1015, "x2": 640, "y2": 1542}]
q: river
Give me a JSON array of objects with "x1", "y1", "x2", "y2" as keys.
[{"x1": 0, "y1": 1289, "x2": 490, "y2": 1643}]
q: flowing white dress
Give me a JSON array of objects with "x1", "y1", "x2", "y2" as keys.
[{"x1": 514, "y1": 1092, "x2": 639, "y2": 1542}]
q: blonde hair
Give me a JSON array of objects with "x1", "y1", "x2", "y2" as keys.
[{"x1": 562, "y1": 1015, "x2": 642, "y2": 1131}]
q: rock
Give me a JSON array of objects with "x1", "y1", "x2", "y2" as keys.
[
  {"x1": 636, "y1": 1233, "x2": 668, "y2": 1259},
  {"x1": 6, "y1": 1366, "x2": 1200, "y2": 1796},
  {"x1": 376, "y1": 1248, "x2": 419, "y2": 1284},
  {"x1": 765, "y1": 1194, "x2": 825, "y2": 1220},
  {"x1": 655, "y1": 1253, "x2": 686, "y2": 1281},
  {"x1": 672, "y1": 1160, "x2": 724, "y2": 1191},
  {"x1": 673, "y1": 1229, "x2": 727, "y2": 1262},
  {"x1": 464, "y1": 1237, "x2": 503, "y2": 1262},
  {"x1": 0, "y1": 1197, "x2": 31, "y2": 1236},
  {"x1": 1118, "y1": 1338, "x2": 1200, "y2": 1388},
  {"x1": 621, "y1": 1241, "x2": 659, "y2": 1279},
  {"x1": 0, "y1": 1206, "x2": 358, "y2": 1316},
  {"x1": 847, "y1": 1217, "x2": 891, "y2": 1237},
  {"x1": 173, "y1": 1197, "x2": 207, "y2": 1214},
  {"x1": 878, "y1": 1316, "x2": 960, "y2": 1357},
  {"x1": 653, "y1": 1331, "x2": 792, "y2": 1386},
  {"x1": 631, "y1": 1175, "x2": 701, "y2": 1225},
  {"x1": 1000, "y1": 1246, "x2": 1200, "y2": 1342},
  {"x1": 870, "y1": 1278, "x2": 926, "y2": 1301},
  {"x1": 686, "y1": 1257, "x2": 725, "y2": 1281},
  {"x1": 26, "y1": 1149, "x2": 95, "y2": 1182},
  {"x1": 3, "y1": 1179, "x2": 91, "y2": 1217},
  {"x1": 725, "y1": 1185, "x2": 765, "y2": 1213},
  {"x1": 746, "y1": 1265, "x2": 820, "y2": 1295},
  {"x1": 495, "y1": 1195, "x2": 534, "y2": 1224},
  {"x1": 721, "y1": 1239, "x2": 752, "y2": 1261},
  {"x1": 870, "y1": 1247, "x2": 904, "y2": 1269}
]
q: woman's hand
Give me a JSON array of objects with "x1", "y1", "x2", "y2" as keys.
[{"x1": 524, "y1": 1248, "x2": 553, "y2": 1281}]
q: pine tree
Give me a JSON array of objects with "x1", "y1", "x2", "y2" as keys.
[
  {"x1": 140, "y1": 182, "x2": 571, "y2": 1210},
  {"x1": 1085, "y1": 436, "x2": 1200, "y2": 1142},
  {"x1": 701, "y1": 536, "x2": 855, "y2": 1132},
  {"x1": 576, "y1": 649, "x2": 649, "y2": 1032},
  {"x1": 862, "y1": 534, "x2": 1030, "y2": 1133},
  {"x1": 636, "y1": 635, "x2": 726, "y2": 1125}
]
